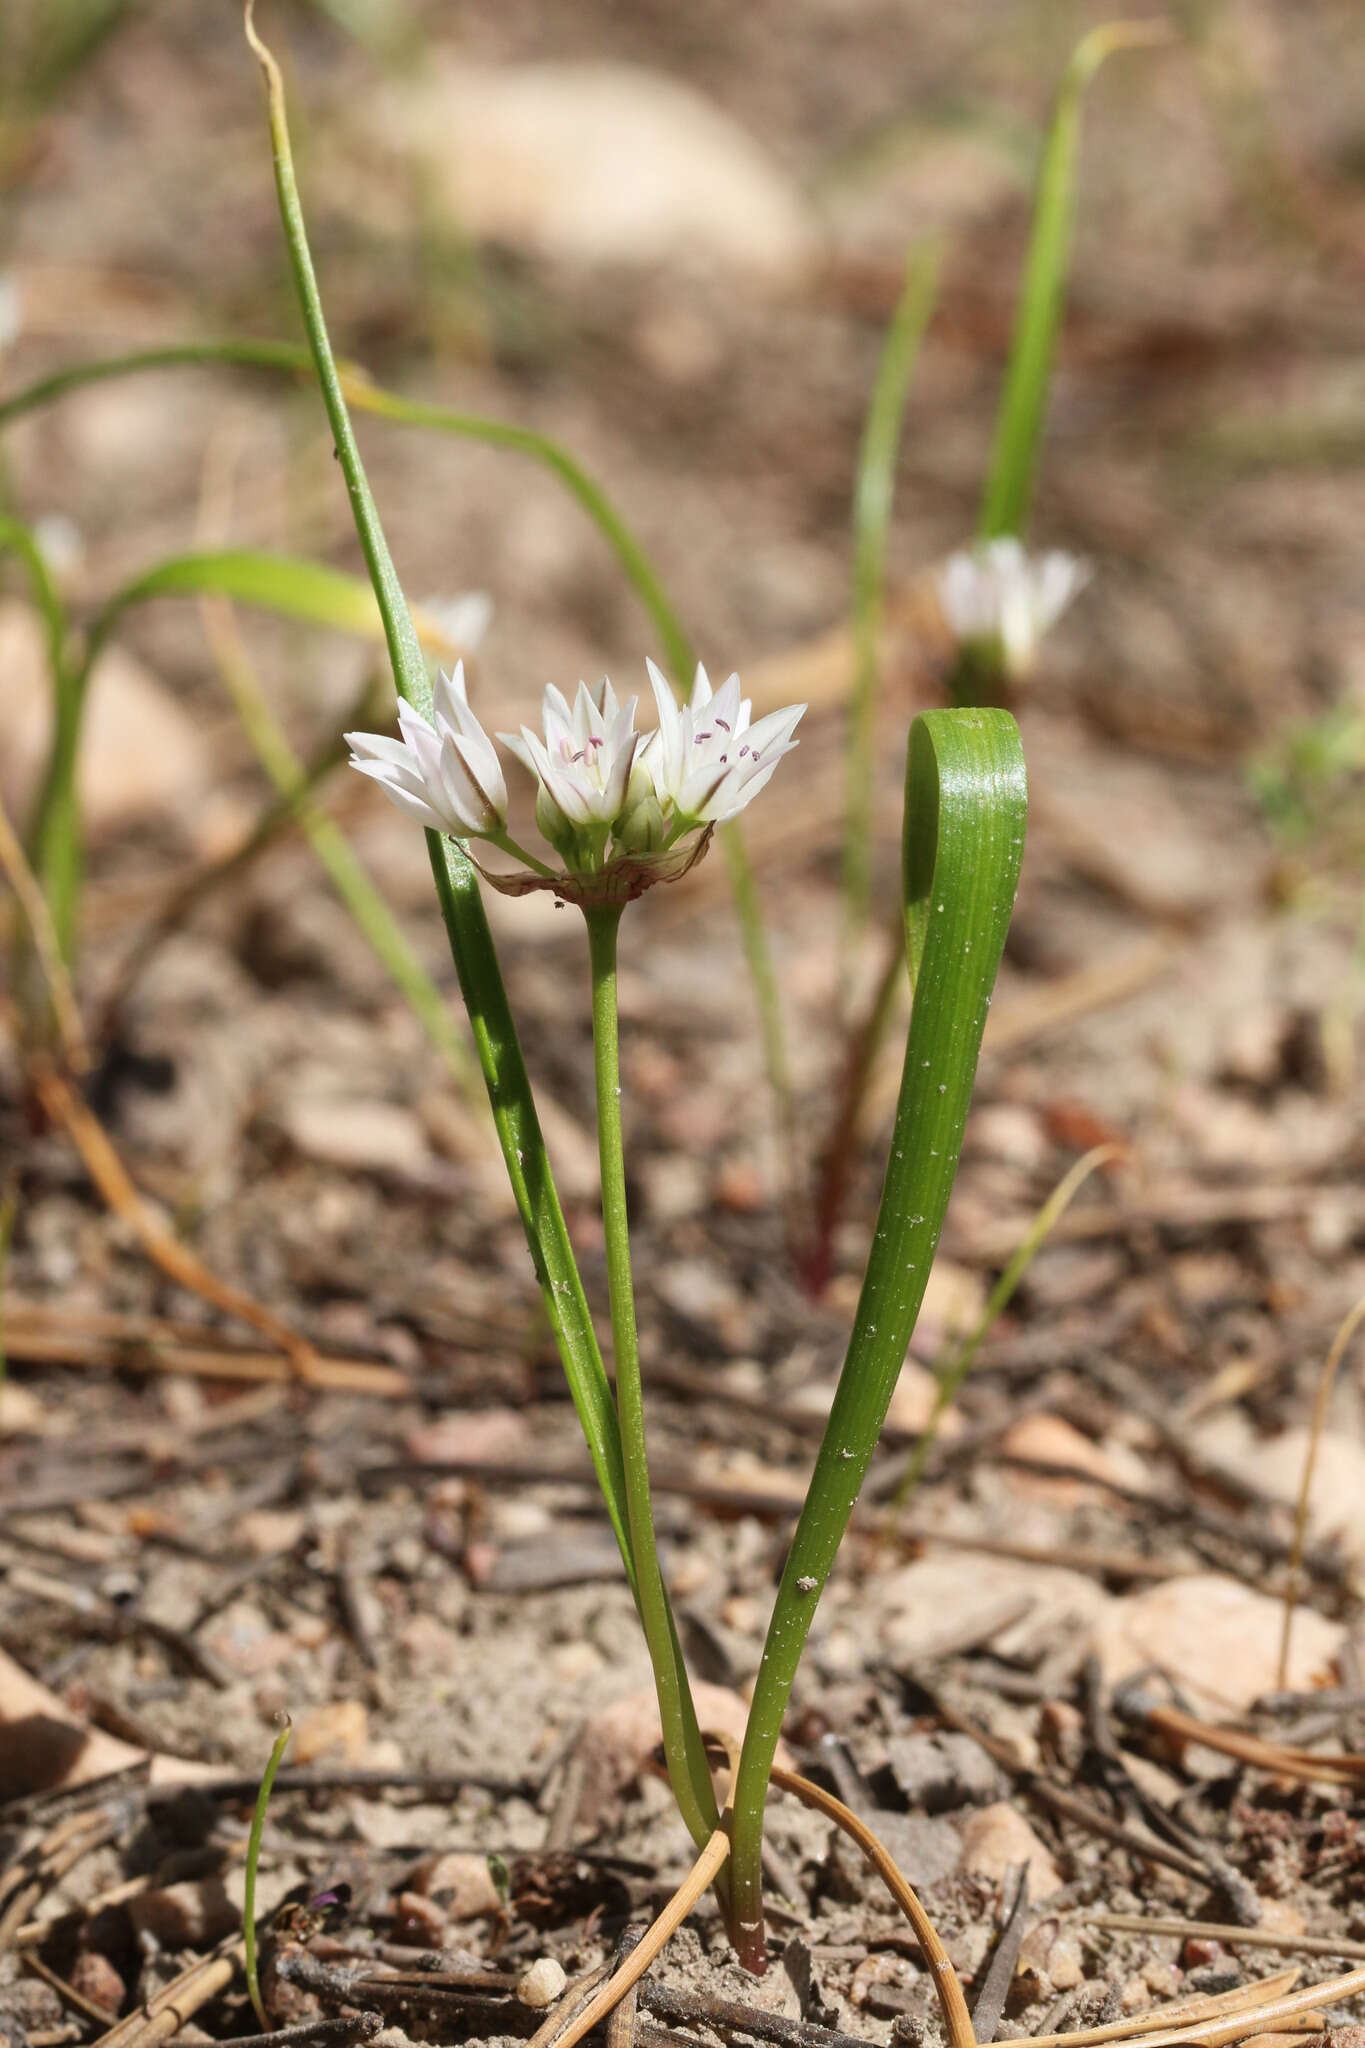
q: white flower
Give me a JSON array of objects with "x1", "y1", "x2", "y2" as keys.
[
  {"x1": 936, "y1": 538, "x2": 1090, "y2": 679},
  {"x1": 346, "y1": 660, "x2": 507, "y2": 837},
  {"x1": 501, "y1": 679, "x2": 641, "y2": 837},
  {"x1": 642, "y1": 660, "x2": 805, "y2": 826}
]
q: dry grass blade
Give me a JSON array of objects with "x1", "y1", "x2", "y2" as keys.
[
  {"x1": 1105, "y1": 1967, "x2": 1365, "y2": 2048},
  {"x1": 1277, "y1": 1285, "x2": 1365, "y2": 1686},
  {"x1": 767, "y1": 1762, "x2": 975, "y2": 2048},
  {"x1": 2, "y1": 1298, "x2": 408, "y2": 1395},
  {"x1": 90, "y1": 1940, "x2": 243, "y2": 2048},
  {"x1": 31, "y1": 1064, "x2": 325, "y2": 1385},
  {"x1": 991, "y1": 1972, "x2": 1303, "y2": 2048},
  {"x1": 1092, "y1": 1916, "x2": 1365, "y2": 1963},
  {"x1": 538, "y1": 1827, "x2": 732, "y2": 2048},
  {"x1": 0, "y1": 1810, "x2": 114, "y2": 1953},
  {"x1": 1135, "y1": 1699, "x2": 1365, "y2": 1787}
]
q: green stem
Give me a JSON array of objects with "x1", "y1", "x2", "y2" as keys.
[{"x1": 584, "y1": 904, "x2": 720, "y2": 1855}]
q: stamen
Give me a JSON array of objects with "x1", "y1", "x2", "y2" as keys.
[{"x1": 715, "y1": 717, "x2": 731, "y2": 732}]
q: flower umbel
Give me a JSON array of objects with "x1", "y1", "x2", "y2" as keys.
[
  {"x1": 936, "y1": 537, "x2": 1089, "y2": 680},
  {"x1": 348, "y1": 660, "x2": 804, "y2": 906}
]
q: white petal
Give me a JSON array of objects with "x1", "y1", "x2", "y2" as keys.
[{"x1": 350, "y1": 758, "x2": 451, "y2": 834}]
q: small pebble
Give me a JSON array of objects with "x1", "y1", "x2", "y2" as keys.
[{"x1": 518, "y1": 1959, "x2": 568, "y2": 2009}]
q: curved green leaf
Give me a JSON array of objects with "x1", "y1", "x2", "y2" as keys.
[{"x1": 727, "y1": 705, "x2": 1027, "y2": 1964}]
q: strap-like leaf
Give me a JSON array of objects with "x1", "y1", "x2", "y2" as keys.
[
  {"x1": 979, "y1": 21, "x2": 1166, "y2": 541},
  {"x1": 727, "y1": 706, "x2": 1027, "y2": 1962}
]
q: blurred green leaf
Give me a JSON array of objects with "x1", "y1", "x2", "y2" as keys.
[
  {"x1": 844, "y1": 241, "x2": 939, "y2": 943},
  {"x1": 979, "y1": 20, "x2": 1167, "y2": 541}
]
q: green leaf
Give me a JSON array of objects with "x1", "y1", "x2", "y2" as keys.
[
  {"x1": 727, "y1": 705, "x2": 1027, "y2": 1960},
  {"x1": 978, "y1": 21, "x2": 1166, "y2": 541},
  {"x1": 89, "y1": 547, "x2": 393, "y2": 656},
  {"x1": 843, "y1": 241, "x2": 939, "y2": 942}
]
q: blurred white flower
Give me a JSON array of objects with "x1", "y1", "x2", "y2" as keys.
[
  {"x1": 936, "y1": 538, "x2": 1089, "y2": 679},
  {"x1": 641, "y1": 660, "x2": 805, "y2": 828},
  {"x1": 0, "y1": 274, "x2": 22, "y2": 353},
  {"x1": 418, "y1": 589, "x2": 493, "y2": 653},
  {"x1": 346, "y1": 660, "x2": 507, "y2": 837}
]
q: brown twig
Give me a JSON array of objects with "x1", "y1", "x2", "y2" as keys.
[
  {"x1": 970, "y1": 1863, "x2": 1031, "y2": 2044},
  {"x1": 20, "y1": 1950, "x2": 119, "y2": 2028},
  {"x1": 217, "y1": 2023, "x2": 382, "y2": 2048}
]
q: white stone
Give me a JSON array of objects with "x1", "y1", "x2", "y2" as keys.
[
  {"x1": 368, "y1": 60, "x2": 819, "y2": 282},
  {"x1": 1090, "y1": 1573, "x2": 1344, "y2": 1717}
]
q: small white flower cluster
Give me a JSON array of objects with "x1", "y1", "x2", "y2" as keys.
[
  {"x1": 936, "y1": 537, "x2": 1089, "y2": 680},
  {"x1": 347, "y1": 657, "x2": 804, "y2": 897}
]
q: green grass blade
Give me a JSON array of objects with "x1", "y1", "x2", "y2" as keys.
[
  {"x1": 243, "y1": 1716, "x2": 291, "y2": 2032},
  {"x1": 0, "y1": 515, "x2": 80, "y2": 971},
  {"x1": 0, "y1": 341, "x2": 319, "y2": 429},
  {"x1": 889, "y1": 1140, "x2": 1120, "y2": 1514},
  {"x1": 204, "y1": 602, "x2": 480, "y2": 1098},
  {"x1": 978, "y1": 21, "x2": 1167, "y2": 542},
  {"x1": 85, "y1": 547, "x2": 408, "y2": 664},
  {"x1": 728, "y1": 705, "x2": 1027, "y2": 1966},
  {"x1": 843, "y1": 242, "x2": 939, "y2": 944}
]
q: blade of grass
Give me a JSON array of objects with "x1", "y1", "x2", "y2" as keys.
[
  {"x1": 1276, "y1": 1285, "x2": 1365, "y2": 1688},
  {"x1": 843, "y1": 242, "x2": 939, "y2": 949},
  {"x1": 198, "y1": 592, "x2": 479, "y2": 1098},
  {"x1": 0, "y1": 1172, "x2": 17, "y2": 1386},
  {"x1": 242, "y1": 0, "x2": 722, "y2": 1861},
  {"x1": 728, "y1": 706, "x2": 1027, "y2": 1969},
  {"x1": 887, "y1": 1141, "x2": 1122, "y2": 1518},
  {"x1": 1, "y1": 349, "x2": 795, "y2": 1176},
  {"x1": 0, "y1": 515, "x2": 81, "y2": 976},
  {"x1": 243, "y1": 1717, "x2": 291, "y2": 2033},
  {"x1": 977, "y1": 20, "x2": 1169, "y2": 542}
]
